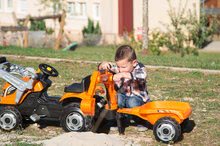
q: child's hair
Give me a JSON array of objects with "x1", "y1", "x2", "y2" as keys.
[{"x1": 115, "y1": 45, "x2": 137, "y2": 62}]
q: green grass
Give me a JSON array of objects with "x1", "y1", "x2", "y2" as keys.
[
  {"x1": 6, "y1": 143, "x2": 42, "y2": 146},
  {"x1": 0, "y1": 58, "x2": 219, "y2": 145},
  {"x1": 1, "y1": 45, "x2": 220, "y2": 70}
]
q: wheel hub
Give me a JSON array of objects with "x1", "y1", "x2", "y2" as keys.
[
  {"x1": 66, "y1": 112, "x2": 83, "y2": 131},
  {"x1": 156, "y1": 123, "x2": 175, "y2": 142},
  {"x1": 0, "y1": 113, "x2": 17, "y2": 130}
]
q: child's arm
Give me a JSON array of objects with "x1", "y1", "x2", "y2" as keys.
[
  {"x1": 98, "y1": 61, "x2": 112, "y2": 70},
  {"x1": 113, "y1": 72, "x2": 132, "y2": 82}
]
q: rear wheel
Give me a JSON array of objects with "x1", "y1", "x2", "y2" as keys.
[
  {"x1": 0, "y1": 106, "x2": 22, "y2": 131},
  {"x1": 61, "y1": 102, "x2": 91, "y2": 132},
  {"x1": 153, "y1": 117, "x2": 181, "y2": 143}
]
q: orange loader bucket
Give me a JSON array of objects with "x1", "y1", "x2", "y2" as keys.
[{"x1": 117, "y1": 101, "x2": 192, "y2": 125}]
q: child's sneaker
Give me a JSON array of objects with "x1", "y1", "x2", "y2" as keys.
[
  {"x1": 129, "y1": 119, "x2": 135, "y2": 124},
  {"x1": 110, "y1": 126, "x2": 118, "y2": 131},
  {"x1": 136, "y1": 125, "x2": 148, "y2": 132}
]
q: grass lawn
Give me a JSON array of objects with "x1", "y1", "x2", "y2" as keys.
[
  {"x1": 1, "y1": 45, "x2": 220, "y2": 70},
  {"x1": 0, "y1": 58, "x2": 219, "y2": 145}
]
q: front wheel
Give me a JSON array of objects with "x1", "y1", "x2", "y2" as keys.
[
  {"x1": 60, "y1": 103, "x2": 91, "y2": 132},
  {"x1": 0, "y1": 106, "x2": 22, "y2": 131},
  {"x1": 153, "y1": 117, "x2": 181, "y2": 143}
]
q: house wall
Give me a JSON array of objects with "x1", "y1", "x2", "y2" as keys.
[
  {"x1": 0, "y1": 0, "x2": 200, "y2": 45},
  {"x1": 0, "y1": 0, "x2": 42, "y2": 25},
  {"x1": 133, "y1": 0, "x2": 200, "y2": 37}
]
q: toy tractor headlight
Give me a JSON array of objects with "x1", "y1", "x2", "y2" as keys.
[{"x1": 3, "y1": 85, "x2": 16, "y2": 96}]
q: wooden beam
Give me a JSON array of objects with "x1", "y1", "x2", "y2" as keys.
[
  {"x1": 54, "y1": 11, "x2": 66, "y2": 50},
  {"x1": 12, "y1": 12, "x2": 18, "y2": 25},
  {"x1": 23, "y1": 15, "x2": 30, "y2": 48},
  {"x1": 0, "y1": 26, "x2": 28, "y2": 32},
  {"x1": 18, "y1": 14, "x2": 62, "y2": 22}
]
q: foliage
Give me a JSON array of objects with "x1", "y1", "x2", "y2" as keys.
[
  {"x1": 30, "y1": 20, "x2": 46, "y2": 31},
  {"x1": 148, "y1": 31, "x2": 169, "y2": 55},
  {"x1": 82, "y1": 18, "x2": 102, "y2": 36},
  {"x1": 122, "y1": 31, "x2": 143, "y2": 52},
  {"x1": 82, "y1": 18, "x2": 102, "y2": 46},
  {"x1": 189, "y1": 14, "x2": 220, "y2": 48},
  {"x1": 46, "y1": 27, "x2": 54, "y2": 35},
  {"x1": 164, "y1": 0, "x2": 198, "y2": 57}
]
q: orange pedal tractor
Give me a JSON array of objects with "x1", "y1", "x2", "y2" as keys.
[
  {"x1": 0, "y1": 57, "x2": 91, "y2": 133},
  {"x1": 61, "y1": 69, "x2": 192, "y2": 143},
  {"x1": 0, "y1": 57, "x2": 192, "y2": 143}
]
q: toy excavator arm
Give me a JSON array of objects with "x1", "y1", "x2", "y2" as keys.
[
  {"x1": 0, "y1": 57, "x2": 34, "y2": 104},
  {"x1": 0, "y1": 57, "x2": 37, "y2": 79}
]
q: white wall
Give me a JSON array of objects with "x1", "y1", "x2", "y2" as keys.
[
  {"x1": 0, "y1": 0, "x2": 200, "y2": 44},
  {"x1": 133, "y1": 0, "x2": 200, "y2": 37}
]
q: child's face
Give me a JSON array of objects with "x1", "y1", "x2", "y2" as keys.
[{"x1": 116, "y1": 58, "x2": 137, "y2": 73}]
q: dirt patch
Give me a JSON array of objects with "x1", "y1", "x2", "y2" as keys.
[
  {"x1": 0, "y1": 123, "x2": 153, "y2": 146},
  {"x1": 39, "y1": 132, "x2": 125, "y2": 146}
]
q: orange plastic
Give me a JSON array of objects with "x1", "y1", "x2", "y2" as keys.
[
  {"x1": 0, "y1": 68, "x2": 192, "y2": 125},
  {"x1": 0, "y1": 77, "x2": 44, "y2": 105},
  {"x1": 117, "y1": 101, "x2": 192, "y2": 124},
  {"x1": 61, "y1": 70, "x2": 192, "y2": 125}
]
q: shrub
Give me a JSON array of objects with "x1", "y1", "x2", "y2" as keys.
[
  {"x1": 30, "y1": 20, "x2": 46, "y2": 31},
  {"x1": 82, "y1": 18, "x2": 102, "y2": 46},
  {"x1": 163, "y1": 0, "x2": 199, "y2": 57},
  {"x1": 189, "y1": 14, "x2": 219, "y2": 48},
  {"x1": 149, "y1": 31, "x2": 170, "y2": 55}
]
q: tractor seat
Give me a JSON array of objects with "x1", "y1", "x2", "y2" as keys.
[
  {"x1": 64, "y1": 75, "x2": 91, "y2": 93},
  {"x1": 0, "y1": 57, "x2": 6, "y2": 64}
]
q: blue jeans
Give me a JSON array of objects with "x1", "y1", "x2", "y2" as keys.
[{"x1": 117, "y1": 93, "x2": 144, "y2": 108}]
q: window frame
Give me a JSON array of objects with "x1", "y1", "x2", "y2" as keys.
[
  {"x1": 67, "y1": 1, "x2": 87, "y2": 19},
  {"x1": 5, "y1": 0, "x2": 13, "y2": 12},
  {"x1": 17, "y1": 0, "x2": 28, "y2": 14},
  {"x1": 93, "y1": 2, "x2": 100, "y2": 20},
  {"x1": 0, "y1": 0, "x2": 3, "y2": 12}
]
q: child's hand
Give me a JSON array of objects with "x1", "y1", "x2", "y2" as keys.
[
  {"x1": 98, "y1": 61, "x2": 112, "y2": 70},
  {"x1": 113, "y1": 72, "x2": 132, "y2": 82},
  {"x1": 113, "y1": 73, "x2": 122, "y2": 82}
]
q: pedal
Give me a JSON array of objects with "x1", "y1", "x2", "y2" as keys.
[
  {"x1": 97, "y1": 99, "x2": 107, "y2": 108},
  {"x1": 30, "y1": 114, "x2": 46, "y2": 122},
  {"x1": 30, "y1": 114, "x2": 40, "y2": 122}
]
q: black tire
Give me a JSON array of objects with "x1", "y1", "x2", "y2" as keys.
[
  {"x1": 0, "y1": 106, "x2": 22, "y2": 131},
  {"x1": 60, "y1": 102, "x2": 92, "y2": 132},
  {"x1": 153, "y1": 117, "x2": 181, "y2": 143}
]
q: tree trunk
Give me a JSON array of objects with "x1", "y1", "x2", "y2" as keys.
[
  {"x1": 54, "y1": 10, "x2": 66, "y2": 50},
  {"x1": 142, "y1": 0, "x2": 149, "y2": 51}
]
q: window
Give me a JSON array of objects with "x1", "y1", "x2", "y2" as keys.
[
  {"x1": 0, "y1": 0, "x2": 3, "y2": 11},
  {"x1": 46, "y1": 3, "x2": 60, "y2": 14},
  {"x1": 93, "y1": 3, "x2": 100, "y2": 20},
  {"x1": 67, "y1": 1, "x2": 86, "y2": 18},
  {"x1": 5, "y1": 0, "x2": 13, "y2": 12},
  {"x1": 18, "y1": 0, "x2": 27, "y2": 13}
]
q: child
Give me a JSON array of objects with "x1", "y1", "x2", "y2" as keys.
[{"x1": 98, "y1": 45, "x2": 150, "y2": 109}]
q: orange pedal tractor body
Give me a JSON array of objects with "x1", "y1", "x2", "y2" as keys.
[{"x1": 0, "y1": 57, "x2": 192, "y2": 143}]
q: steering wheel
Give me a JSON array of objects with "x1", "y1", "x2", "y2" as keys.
[{"x1": 39, "y1": 63, "x2": 59, "y2": 77}]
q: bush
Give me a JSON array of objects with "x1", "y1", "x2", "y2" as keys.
[
  {"x1": 149, "y1": 31, "x2": 170, "y2": 55},
  {"x1": 82, "y1": 18, "x2": 102, "y2": 46},
  {"x1": 30, "y1": 20, "x2": 46, "y2": 31},
  {"x1": 163, "y1": 0, "x2": 199, "y2": 57},
  {"x1": 189, "y1": 14, "x2": 219, "y2": 48}
]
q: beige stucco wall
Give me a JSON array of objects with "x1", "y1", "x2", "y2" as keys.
[
  {"x1": 133, "y1": 0, "x2": 200, "y2": 37},
  {"x1": 0, "y1": 0, "x2": 42, "y2": 25},
  {"x1": 60, "y1": 0, "x2": 119, "y2": 43},
  {"x1": 0, "y1": 0, "x2": 200, "y2": 45},
  {"x1": 62, "y1": 0, "x2": 119, "y2": 44}
]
